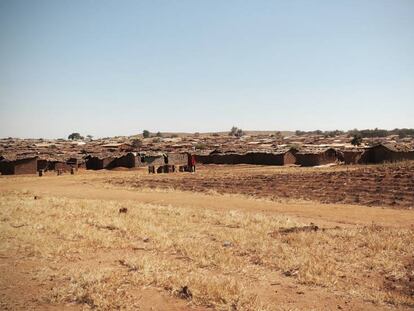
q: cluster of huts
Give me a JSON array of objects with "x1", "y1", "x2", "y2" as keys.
[
  {"x1": 1, "y1": 143, "x2": 413, "y2": 175},
  {"x1": 0, "y1": 154, "x2": 84, "y2": 175},
  {"x1": 0, "y1": 152, "x2": 189, "y2": 175},
  {"x1": 195, "y1": 143, "x2": 414, "y2": 166}
]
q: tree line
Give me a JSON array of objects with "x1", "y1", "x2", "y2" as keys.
[{"x1": 295, "y1": 128, "x2": 414, "y2": 139}]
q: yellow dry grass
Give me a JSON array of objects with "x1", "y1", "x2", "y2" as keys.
[{"x1": 0, "y1": 190, "x2": 413, "y2": 310}]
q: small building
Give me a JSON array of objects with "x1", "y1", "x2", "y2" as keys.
[
  {"x1": 363, "y1": 143, "x2": 414, "y2": 164},
  {"x1": 167, "y1": 153, "x2": 188, "y2": 166},
  {"x1": 37, "y1": 158, "x2": 49, "y2": 171},
  {"x1": 108, "y1": 152, "x2": 142, "y2": 169},
  {"x1": 55, "y1": 161, "x2": 73, "y2": 172},
  {"x1": 85, "y1": 155, "x2": 115, "y2": 170},
  {"x1": 195, "y1": 152, "x2": 248, "y2": 165},
  {"x1": 195, "y1": 148, "x2": 298, "y2": 166},
  {"x1": 142, "y1": 153, "x2": 166, "y2": 166},
  {"x1": 342, "y1": 149, "x2": 365, "y2": 164},
  {"x1": 296, "y1": 148, "x2": 338, "y2": 167},
  {"x1": 0, "y1": 155, "x2": 38, "y2": 175},
  {"x1": 247, "y1": 148, "x2": 298, "y2": 165}
]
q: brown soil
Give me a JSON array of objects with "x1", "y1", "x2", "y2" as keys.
[{"x1": 109, "y1": 163, "x2": 414, "y2": 209}]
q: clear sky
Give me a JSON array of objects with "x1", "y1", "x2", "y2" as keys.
[{"x1": 0, "y1": 0, "x2": 413, "y2": 138}]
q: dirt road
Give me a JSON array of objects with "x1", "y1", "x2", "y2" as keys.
[{"x1": 1, "y1": 173, "x2": 413, "y2": 228}]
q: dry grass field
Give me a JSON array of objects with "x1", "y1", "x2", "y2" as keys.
[{"x1": 1, "y1": 164, "x2": 413, "y2": 310}]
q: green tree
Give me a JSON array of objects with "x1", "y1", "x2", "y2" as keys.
[
  {"x1": 143, "y1": 130, "x2": 150, "y2": 138},
  {"x1": 351, "y1": 134, "x2": 363, "y2": 146},
  {"x1": 68, "y1": 133, "x2": 83, "y2": 140},
  {"x1": 229, "y1": 126, "x2": 238, "y2": 136},
  {"x1": 156, "y1": 131, "x2": 163, "y2": 137}
]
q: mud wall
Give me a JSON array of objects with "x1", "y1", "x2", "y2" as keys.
[
  {"x1": 283, "y1": 151, "x2": 297, "y2": 165},
  {"x1": 296, "y1": 154, "x2": 321, "y2": 167},
  {"x1": 364, "y1": 146, "x2": 414, "y2": 164},
  {"x1": 8, "y1": 158, "x2": 38, "y2": 175},
  {"x1": 247, "y1": 152, "x2": 285, "y2": 165},
  {"x1": 55, "y1": 162, "x2": 73, "y2": 172},
  {"x1": 37, "y1": 159, "x2": 49, "y2": 171},
  {"x1": 144, "y1": 155, "x2": 165, "y2": 166},
  {"x1": 86, "y1": 157, "x2": 115, "y2": 170},
  {"x1": 108, "y1": 153, "x2": 136, "y2": 169},
  {"x1": 342, "y1": 151, "x2": 364, "y2": 164},
  {"x1": 296, "y1": 150, "x2": 338, "y2": 167},
  {"x1": 0, "y1": 162, "x2": 14, "y2": 175},
  {"x1": 195, "y1": 152, "x2": 295, "y2": 166},
  {"x1": 167, "y1": 153, "x2": 188, "y2": 166}
]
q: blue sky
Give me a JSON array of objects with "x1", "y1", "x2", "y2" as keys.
[{"x1": 0, "y1": 0, "x2": 413, "y2": 138}]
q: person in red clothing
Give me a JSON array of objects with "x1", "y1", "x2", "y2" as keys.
[{"x1": 187, "y1": 153, "x2": 196, "y2": 172}]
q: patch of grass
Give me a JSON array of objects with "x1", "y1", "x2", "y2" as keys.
[{"x1": 1, "y1": 191, "x2": 413, "y2": 309}]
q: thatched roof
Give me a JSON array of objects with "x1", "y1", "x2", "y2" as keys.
[
  {"x1": 0, "y1": 154, "x2": 38, "y2": 162},
  {"x1": 370, "y1": 143, "x2": 413, "y2": 153}
]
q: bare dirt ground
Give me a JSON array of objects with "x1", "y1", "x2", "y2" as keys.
[
  {"x1": 109, "y1": 162, "x2": 414, "y2": 209},
  {"x1": 1, "y1": 165, "x2": 413, "y2": 310}
]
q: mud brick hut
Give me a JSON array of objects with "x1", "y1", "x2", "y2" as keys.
[
  {"x1": 56, "y1": 157, "x2": 81, "y2": 172},
  {"x1": 85, "y1": 155, "x2": 115, "y2": 170},
  {"x1": 54, "y1": 161, "x2": 72, "y2": 172},
  {"x1": 196, "y1": 148, "x2": 298, "y2": 166},
  {"x1": 277, "y1": 148, "x2": 298, "y2": 165},
  {"x1": 166, "y1": 153, "x2": 188, "y2": 166},
  {"x1": 247, "y1": 148, "x2": 298, "y2": 165},
  {"x1": 37, "y1": 158, "x2": 49, "y2": 171},
  {"x1": 362, "y1": 143, "x2": 414, "y2": 164},
  {"x1": 0, "y1": 155, "x2": 38, "y2": 175},
  {"x1": 195, "y1": 152, "x2": 248, "y2": 164},
  {"x1": 107, "y1": 152, "x2": 144, "y2": 169},
  {"x1": 341, "y1": 149, "x2": 365, "y2": 164},
  {"x1": 66, "y1": 157, "x2": 78, "y2": 167},
  {"x1": 143, "y1": 153, "x2": 166, "y2": 166},
  {"x1": 37, "y1": 157, "x2": 62, "y2": 172},
  {"x1": 194, "y1": 152, "x2": 213, "y2": 164},
  {"x1": 296, "y1": 147, "x2": 338, "y2": 167},
  {"x1": 47, "y1": 159, "x2": 64, "y2": 171},
  {"x1": 76, "y1": 158, "x2": 86, "y2": 169}
]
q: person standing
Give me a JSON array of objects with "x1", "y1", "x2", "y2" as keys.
[{"x1": 188, "y1": 153, "x2": 196, "y2": 172}]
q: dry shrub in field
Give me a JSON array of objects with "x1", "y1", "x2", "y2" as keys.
[{"x1": 1, "y1": 191, "x2": 413, "y2": 309}]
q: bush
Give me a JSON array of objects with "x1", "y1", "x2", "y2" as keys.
[
  {"x1": 229, "y1": 126, "x2": 244, "y2": 137},
  {"x1": 195, "y1": 143, "x2": 207, "y2": 150},
  {"x1": 143, "y1": 130, "x2": 150, "y2": 138},
  {"x1": 235, "y1": 129, "x2": 244, "y2": 137}
]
